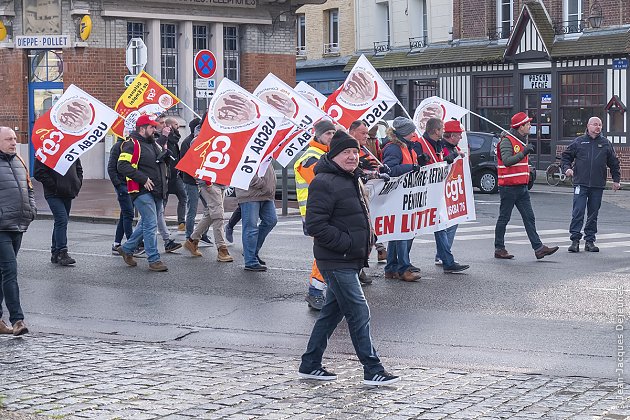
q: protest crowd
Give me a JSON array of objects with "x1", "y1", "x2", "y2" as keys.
[{"x1": 0, "y1": 55, "x2": 621, "y2": 386}]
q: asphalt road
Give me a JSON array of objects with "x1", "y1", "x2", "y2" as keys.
[{"x1": 14, "y1": 184, "x2": 630, "y2": 380}]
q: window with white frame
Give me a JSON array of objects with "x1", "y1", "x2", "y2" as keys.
[
  {"x1": 496, "y1": 0, "x2": 513, "y2": 39},
  {"x1": 160, "y1": 23, "x2": 178, "y2": 111},
  {"x1": 376, "y1": 2, "x2": 390, "y2": 46},
  {"x1": 296, "y1": 14, "x2": 306, "y2": 56},
  {"x1": 325, "y1": 9, "x2": 339, "y2": 54},
  {"x1": 223, "y1": 25, "x2": 239, "y2": 83},
  {"x1": 409, "y1": 0, "x2": 428, "y2": 46},
  {"x1": 564, "y1": 0, "x2": 582, "y2": 27}
]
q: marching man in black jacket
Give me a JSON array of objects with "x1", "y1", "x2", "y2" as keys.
[
  {"x1": 298, "y1": 131, "x2": 400, "y2": 386},
  {"x1": 34, "y1": 154, "x2": 83, "y2": 266},
  {"x1": 562, "y1": 116, "x2": 621, "y2": 252},
  {"x1": 0, "y1": 127, "x2": 35, "y2": 336}
]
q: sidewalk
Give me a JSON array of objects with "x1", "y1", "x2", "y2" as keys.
[
  {"x1": 0, "y1": 333, "x2": 627, "y2": 419},
  {"x1": 32, "y1": 180, "x2": 300, "y2": 224}
]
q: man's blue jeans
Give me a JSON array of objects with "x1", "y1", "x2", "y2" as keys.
[
  {"x1": 495, "y1": 185, "x2": 542, "y2": 251},
  {"x1": 240, "y1": 200, "x2": 277, "y2": 267},
  {"x1": 0, "y1": 231, "x2": 24, "y2": 324},
  {"x1": 434, "y1": 224, "x2": 458, "y2": 268},
  {"x1": 114, "y1": 185, "x2": 134, "y2": 245},
  {"x1": 122, "y1": 193, "x2": 160, "y2": 263},
  {"x1": 385, "y1": 239, "x2": 412, "y2": 275},
  {"x1": 300, "y1": 268, "x2": 384, "y2": 376},
  {"x1": 46, "y1": 196, "x2": 72, "y2": 253},
  {"x1": 184, "y1": 183, "x2": 200, "y2": 240},
  {"x1": 569, "y1": 185, "x2": 604, "y2": 243}
]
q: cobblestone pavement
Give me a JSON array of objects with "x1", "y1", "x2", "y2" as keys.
[{"x1": 1, "y1": 334, "x2": 628, "y2": 419}]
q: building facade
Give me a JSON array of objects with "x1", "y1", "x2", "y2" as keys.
[
  {"x1": 0, "y1": 0, "x2": 315, "y2": 177},
  {"x1": 294, "y1": 0, "x2": 355, "y2": 95},
  {"x1": 345, "y1": 0, "x2": 630, "y2": 178}
]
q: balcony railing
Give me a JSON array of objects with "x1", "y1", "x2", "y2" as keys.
[
  {"x1": 323, "y1": 42, "x2": 340, "y2": 55},
  {"x1": 409, "y1": 36, "x2": 428, "y2": 51},
  {"x1": 296, "y1": 45, "x2": 306, "y2": 57},
  {"x1": 373, "y1": 41, "x2": 390, "y2": 55},
  {"x1": 487, "y1": 26, "x2": 512, "y2": 41},
  {"x1": 552, "y1": 20, "x2": 586, "y2": 35}
]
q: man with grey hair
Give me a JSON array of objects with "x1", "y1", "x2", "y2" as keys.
[
  {"x1": 0, "y1": 127, "x2": 36, "y2": 335},
  {"x1": 562, "y1": 116, "x2": 621, "y2": 253}
]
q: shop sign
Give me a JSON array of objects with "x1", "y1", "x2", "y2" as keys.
[
  {"x1": 613, "y1": 59, "x2": 629, "y2": 70},
  {"x1": 523, "y1": 74, "x2": 551, "y2": 89},
  {"x1": 15, "y1": 35, "x2": 70, "y2": 49}
]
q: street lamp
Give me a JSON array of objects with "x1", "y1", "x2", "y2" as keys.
[{"x1": 587, "y1": 0, "x2": 604, "y2": 29}]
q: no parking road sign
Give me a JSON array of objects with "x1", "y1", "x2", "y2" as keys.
[{"x1": 194, "y1": 49, "x2": 217, "y2": 79}]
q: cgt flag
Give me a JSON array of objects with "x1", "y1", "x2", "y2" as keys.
[
  {"x1": 254, "y1": 74, "x2": 329, "y2": 171},
  {"x1": 32, "y1": 84, "x2": 118, "y2": 175},
  {"x1": 110, "y1": 71, "x2": 180, "y2": 138},
  {"x1": 176, "y1": 78, "x2": 286, "y2": 190},
  {"x1": 323, "y1": 54, "x2": 397, "y2": 130}
]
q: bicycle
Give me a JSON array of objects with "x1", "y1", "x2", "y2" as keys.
[{"x1": 545, "y1": 155, "x2": 569, "y2": 186}]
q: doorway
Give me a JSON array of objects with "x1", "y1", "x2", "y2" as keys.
[
  {"x1": 523, "y1": 92, "x2": 552, "y2": 170},
  {"x1": 27, "y1": 50, "x2": 64, "y2": 173}
]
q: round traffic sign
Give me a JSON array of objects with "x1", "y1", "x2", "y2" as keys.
[{"x1": 194, "y1": 50, "x2": 217, "y2": 79}]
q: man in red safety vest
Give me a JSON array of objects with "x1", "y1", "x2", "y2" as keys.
[{"x1": 494, "y1": 112, "x2": 558, "y2": 260}]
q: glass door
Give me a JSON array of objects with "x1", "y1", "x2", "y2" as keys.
[{"x1": 523, "y1": 92, "x2": 552, "y2": 169}]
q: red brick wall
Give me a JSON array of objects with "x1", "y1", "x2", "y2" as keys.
[
  {"x1": 0, "y1": 49, "x2": 29, "y2": 144},
  {"x1": 63, "y1": 48, "x2": 127, "y2": 109},
  {"x1": 240, "y1": 53, "x2": 296, "y2": 93}
]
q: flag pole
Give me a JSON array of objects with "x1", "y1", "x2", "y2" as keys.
[{"x1": 179, "y1": 101, "x2": 202, "y2": 120}]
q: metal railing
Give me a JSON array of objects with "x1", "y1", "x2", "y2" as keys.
[
  {"x1": 552, "y1": 20, "x2": 586, "y2": 35},
  {"x1": 373, "y1": 41, "x2": 390, "y2": 55},
  {"x1": 487, "y1": 26, "x2": 512, "y2": 41},
  {"x1": 323, "y1": 42, "x2": 340, "y2": 55},
  {"x1": 409, "y1": 36, "x2": 428, "y2": 51}
]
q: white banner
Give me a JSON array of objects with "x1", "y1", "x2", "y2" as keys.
[
  {"x1": 295, "y1": 81, "x2": 328, "y2": 109},
  {"x1": 366, "y1": 157, "x2": 476, "y2": 241}
]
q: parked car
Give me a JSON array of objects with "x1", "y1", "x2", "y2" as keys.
[{"x1": 467, "y1": 131, "x2": 536, "y2": 194}]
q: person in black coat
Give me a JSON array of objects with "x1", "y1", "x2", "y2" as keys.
[
  {"x1": 107, "y1": 137, "x2": 134, "y2": 253},
  {"x1": 34, "y1": 157, "x2": 83, "y2": 266},
  {"x1": 298, "y1": 130, "x2": 400, "y2": 387},
  {"x1": 161, "y1": 117, "x2": 188, "y2": 230}
]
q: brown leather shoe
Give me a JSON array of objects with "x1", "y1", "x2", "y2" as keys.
[
  {"x1": 184, "y1": 239, "x2": 202, "y2": 257},
  {"x1": 217, "y1": 245, "x2": 234, "y2": 262},
  {"x1": 118, "y1": 247, "x2": 138, "y2": 267},
  {"x1": 12, "y1": 320, "x2": 28, "y2": 336},
  {"x1": 399, "y1": 270, "x2": 421, "y2": 282},
  {"x1": 494, "y1": 249, "x2": 514, "y2": 259},
  {"x1": 148, "y1": 261, "x2": 168, "y2": 272},
  {"x1": 377, "y1": 249, "x2": 387, "y2": 262},
  {"x1": 384, "y1": 271, "x2": 399, "y2": 279},
  {"x1": 0, "y1": 320, "x2": 13, "y2": 334},
  {"x1": 535, "y1": 245, "x2": 559, "y2": 260}
]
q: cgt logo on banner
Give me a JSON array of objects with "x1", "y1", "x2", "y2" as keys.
[
  {"x1": 324, "y1": 54, "x2": 398, "y2": 130},
  {"x1": 366, "y1": 158, "x2": 475, "y2": 242},
  {"x1": 176, "y1": 78, "x2": 286, "y2": 189},
  {"x1": 253, "y1": 73, "x2": 329, "y2": 172},
  {"x1": 110, "y1": 71, "x2": 180, "y2": 138},
  {"x1": 32, "y1": 84, "x2": 118, "y2": 175}
]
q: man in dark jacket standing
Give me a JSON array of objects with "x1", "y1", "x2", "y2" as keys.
[
  {"x1": 117, "y1": 115, "x2": 169, "y2": 272},
  {"x1": 298, "y1": 131, "x2": 400, "y2": 386},
  {"x1": 0, "y1": 127, "x2": 36, "y2": 335},
  {"x1": 107, "y1": 137, "x2": 134, "y2": 253},
  {"x1": 34, "y1": 155, "x2": 82, "y2": 266},
  {"x1": 562, "y1": 117, "x2": 621, "y2": 252},
  {"x1": 160, "y1": 117, "x2": 188, "y2": 231}
]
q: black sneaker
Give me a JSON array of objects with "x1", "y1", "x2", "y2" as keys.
[
  {"x1": 164, "y1": 239, "x2": 182, "y2": 253},
  {"x1": 257, "y1": 256, "x2": 266, "y2": 266},
  {"x1": 364, "y1": 371, "x2": 401, "y2": 386},
  {"x1": 298, "y1": 367, "x2": 337, "y2": 381},
  {"x1": 305, "y1": 294, "x2": 325, "y2": 311},
  {"x1": 199, "y1": 234, "x2": 213, "y2": 245},
  {"x1": 443, "y1": 263, "x2": 470, "y2": 274},
  {"x1": 244, "y1": 264, "x2": 267, "y2": 272},
  {"x1": 358, "y1": 270, "x2": 372, "y2": 285},
  {"x1": 585, "y1": 241, "x2": 599, "y2": 252},
  {"x1": 112, "y1": 244, "x2": 121, "y2": 255}
]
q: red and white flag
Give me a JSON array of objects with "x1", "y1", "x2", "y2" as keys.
[
  {"x1": 32, "y1": 84, "x2": 119, "y2": 175},
  {"x1": 323, "y1": 55, "x2": 398, "y2": 130},
  {"x1": 295, "y1": 81, "x2": 327, "y2": 109},
  {"x1": 176, "y1": 78, "x2": 286, "y2": 189},
  {"x1": 253, "y1": 74, "x2": 329, "y2": 171},
  {"x1": 413, "y1": 96, "x2": 469, "y2": 136}
]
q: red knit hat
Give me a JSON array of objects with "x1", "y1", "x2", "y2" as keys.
[
  {"x1": 511, "y1": 112, "x2": 533, "y2": 128},
  {"x1": 444, "y1": 120, "x2": 464, "y2": 133}
]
